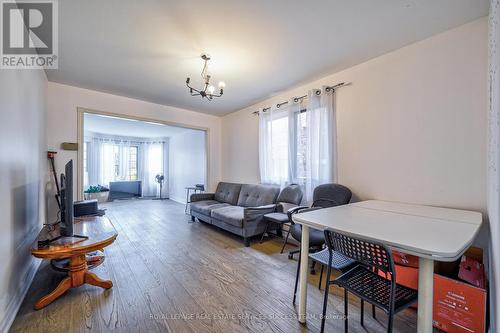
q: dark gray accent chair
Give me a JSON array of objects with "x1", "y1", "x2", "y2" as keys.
[
  {"x1": 259, "y1": 184, "x2": 303, "y2": 252},
  {"x1": 190, "y1": 182, "x2": 280, "y2": 246},
  {"x1": 287, "y1": 183, "x2": 352, "y2": 272}
]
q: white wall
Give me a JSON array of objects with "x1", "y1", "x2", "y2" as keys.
[
  {"x1": 168, "y1": 130, "x2": 207, "y2": 203},
  {"x1": 0, "y1": 69, "x2": 47, "y2": 332},
  {"x1": 487, "y1": 0, "x2": 500, "y2": 330},
  {"x1": 222, "y1": 18, "x2": 488, "y2": 214},
  {"x1": 47, "y1": 82, "x2": 222, "y2": 211}
]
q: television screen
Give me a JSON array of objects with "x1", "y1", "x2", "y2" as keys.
[{"x1": 60, "y1": 160, "x2": 73, "y2": 236}]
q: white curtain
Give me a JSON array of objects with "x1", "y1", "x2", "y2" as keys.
[
  {"x1": 304, "y1": 86, "x2": 337, "y2": 202},
  {"x1": 85, "y1": 135, "x2": 165, "y2": 197},
  {"x1": 259, "y1": 99, "x2": 299, "y2": 187},
  {"x1": 140, "y1": 142, "x2": 164, "y2": 197},
  {"x1": 258, "y1": 88, "x2": 337, "y2": 203},
  {"x1": 118, "y1": 141, "x2": 130, "y2": 183},
  {"x1": 87, "y1": 137, "x2": 113, "y2": 187},
  {"x1": 488, "y1": 1, "x2": 500, "y2": 331}
]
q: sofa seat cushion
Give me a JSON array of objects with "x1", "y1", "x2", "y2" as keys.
[
  {"x1": 190, "y1": 200, "x2": 230, "y2": 216},
  {"x1": 211, "y1": 206, "x2": 244, "y2": 228}
]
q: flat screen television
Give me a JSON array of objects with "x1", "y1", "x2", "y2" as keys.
[{"x1": 60, "y1": 160, "x2": 74, "y2": 236}]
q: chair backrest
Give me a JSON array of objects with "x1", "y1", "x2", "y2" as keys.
[
  {"x1": 324, "y1": 229, "x2": 395, "y2": 275},
  {"x1": 312, "y1": 183, "x2": 352, "y2": 208},
  {"x1": 277, "y1": 184, "x2": 303, "y2": 206}
]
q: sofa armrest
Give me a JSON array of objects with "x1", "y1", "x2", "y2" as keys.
[
  {"x1": 190, "y1": 193, "x2": 215, "y2": 202},
  {"x1": 244, "y1": 204, "x2": 277, "y2": 223}
]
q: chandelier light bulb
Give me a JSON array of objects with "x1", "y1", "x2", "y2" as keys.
[
  {"x1": 218, "y1": 81, "x2": 226, "y2": 88},
  {"x1": 207, "y1": 85, "x2": 215, "y2": 94}
]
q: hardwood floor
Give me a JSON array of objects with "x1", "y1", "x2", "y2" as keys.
[{"x1": 10, "y1": 199, "x2": 422, "y2": 333}]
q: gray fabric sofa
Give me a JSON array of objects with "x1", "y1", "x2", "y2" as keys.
[{"x1": 190, "y1": 182, "x2": 280, "y2": 246}]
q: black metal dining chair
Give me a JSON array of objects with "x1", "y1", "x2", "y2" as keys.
[
  {"x1": 322, "y1": 229, "x2": 418, "y2": 333},
  {"x1": 292, "y1": 245, "x2": 356, "y2": 305}
]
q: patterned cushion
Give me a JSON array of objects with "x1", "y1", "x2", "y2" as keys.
[{"x1": 237, "y1": 184, "x2": 280, "y2": 207}]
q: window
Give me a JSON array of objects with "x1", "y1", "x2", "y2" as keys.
[
  {"x1": 294, "y1": 111, "x2": 308, "y2": 182},
  {"x1": 112, "y1": 145, "x2": 120, "y2": 178},
  {"x1": 260, "y1": 109, "x2": 309, "y2": 184},
  {"x1": 268, "y1": 115, "x2": 289, "y2": 181},
  {"x1": 83, "y1": 141, "x2": 89, "y2": 186},
  {"x1": 259, "y1": 90, "x2": 335, "y2": 202},
  {"x1": 128, "y1": 146, "x2": 138, "y2": 180},
  {"x1": 105, "y1": 144, "x2": 139, "y2": 182}
]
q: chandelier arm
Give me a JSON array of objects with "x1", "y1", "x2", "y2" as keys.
[{"x1": 186, "y1": 83, "x2": 202, "y2": 94}]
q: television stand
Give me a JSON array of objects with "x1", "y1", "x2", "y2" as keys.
[{"x1": 31, "y1": 216, "x2": 118, "y2": 310}]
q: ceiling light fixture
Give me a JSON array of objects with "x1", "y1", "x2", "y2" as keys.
[{"x1": 186, "y1": 54, "x2": 225, "y2": 100}]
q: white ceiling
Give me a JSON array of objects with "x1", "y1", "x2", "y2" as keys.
[
  {"x1": 47, "y1": 0, "x2": 489, "y2": 116},
  {"x1": 84, "y1": 113, "x2": 195, "y2": 138}
]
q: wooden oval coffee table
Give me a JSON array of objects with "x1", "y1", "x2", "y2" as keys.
[{"x1": 31, "y1": 216, "x2": 118, "y2": 310}]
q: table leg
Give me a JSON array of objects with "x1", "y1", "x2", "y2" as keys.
[
  {"x1": 298, "y1": 225, "x2": 310, "y2": 323},
  {"x1": 417, "y1": 257, "x2": 434, "y2": 333},
  {"x1": 34, "y1": 276, "x2": 71, "y2": 310},
  {"x1": 34, "y1": 254, "x2": 113, "y2": 310}
]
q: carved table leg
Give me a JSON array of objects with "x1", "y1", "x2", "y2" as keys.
[
  {"x1": 34, "y1": 254, "x2": 113, "y2": 310},
  {"x1": 69, "y1": 254, "x2": 87, "y2": 287},
  {"x1": 85, "y1": 272, "x2": 113, "y2": 289},
  {"x1": 34, "y1": 276, "x2": 71, "y2": 310}
]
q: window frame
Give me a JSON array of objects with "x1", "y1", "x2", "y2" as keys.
[{"x1": 128, "y1": 145, "x2": 138, "y2": 181}]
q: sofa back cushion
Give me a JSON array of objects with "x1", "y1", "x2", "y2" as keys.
[
  {"x1": 214, "y1": 182, "x2": 242, "y2": 205},
  {"x1": 237, "y1": 184, "x2": 280, "y2": 207}
]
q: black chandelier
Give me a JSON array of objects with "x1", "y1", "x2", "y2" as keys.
[{"x1": 186, "y1": 54, "x2": 225, "y2": 100}]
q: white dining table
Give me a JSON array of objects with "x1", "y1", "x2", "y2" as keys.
[{"x1": 292, "y1": 200, "x2": 482, "y2": 333}]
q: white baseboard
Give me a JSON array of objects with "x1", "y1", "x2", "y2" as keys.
[
  {"x1": 169, "y1": 196, "x2": 186, "y2": 204},
  {"x1": 0, "y1": 258, "x2": 41, "y2": 333}
]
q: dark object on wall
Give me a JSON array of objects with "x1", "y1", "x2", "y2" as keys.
[
  {"x1": 74, "y1": 199, "x2": 99, "y2": 217},
  {"x1": 47, "y1": 151, "x2": 61, "y2": 208},
  {"x1": 108, "y1": 181, "x2": 142, "y2": 201},
  {"x1": 61, "y1": 142, "x2": 78, "y2": 151}
]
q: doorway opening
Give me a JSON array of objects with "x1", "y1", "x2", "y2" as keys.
[{"x1": 79, "y1": 111, "x2": 208, "y2": 204}]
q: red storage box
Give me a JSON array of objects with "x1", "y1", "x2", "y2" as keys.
[
  {"x1": 379, "y1": 264, "x2": 487, "y2": 332},
  {"x1": 393, "y1": 250, "x2": 419, "y2": 268},
  {"x1": 433, "y1": 274, "x2": 487, "y2": 333},
  {"x1": 458, "y1": 255, "x2": 486, "y2": 288}
]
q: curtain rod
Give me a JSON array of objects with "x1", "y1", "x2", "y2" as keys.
[{"x1": 252, "y1": 82, "x2": 349, "y2": 115}]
